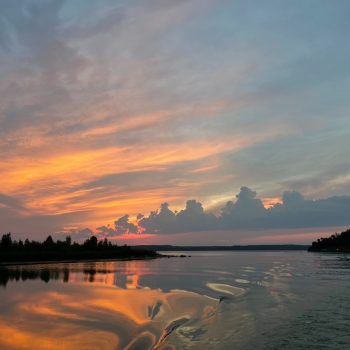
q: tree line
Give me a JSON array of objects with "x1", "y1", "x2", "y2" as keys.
[
  {"x1": 309, "y1": 228, "x2": 350, "y2": 252},
  {"x1": 0, "y1": 233, "x2": 158, "y2": 262}
]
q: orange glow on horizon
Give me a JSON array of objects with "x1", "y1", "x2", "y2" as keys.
[{"x1": 111, "y1": 233, "x2": 156, "y2": 240}]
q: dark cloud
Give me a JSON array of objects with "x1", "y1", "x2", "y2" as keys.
[
  {"x1": 95, "y1": 225, "x2": 117, "y2": 236},
  {"x1": 138, "y1": 200, "x2": 217, "y2": 234},
  {"x1": 176, "y1": 200, "x2": 217, "y2": 232},
  {"x1": 104, "y1": 187, "x2": 350, "y2": 235},
  {"x1": 114, "y1": 215, "x2": 138, "y2": 234},
  {"x1": 268, "y1": 192, "x2": 350, "y2": 229},
  {"x1": 220, "y1": 187, "x2": 266, "y2": 229},
  {"x1": 138, "y1": 203, "x2": 177, "y2": 234},
  {"x1": 96, "y1": 215, "x2": 138, "y2": 236}
]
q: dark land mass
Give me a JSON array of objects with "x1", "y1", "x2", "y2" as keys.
[
  {"x1": 309, "y1": 228, "x2": 350, "y2": 252},
  {"x1": 0, "y1": 233, "x2": 160, "y2": 264},
  {"x1": 133, "y1": 244, "x2": 310, "y2": 251}
]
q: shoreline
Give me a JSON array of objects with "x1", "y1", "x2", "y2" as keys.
[{"x1": 0, "y1": 253, "x2": 187, "y2": 267}]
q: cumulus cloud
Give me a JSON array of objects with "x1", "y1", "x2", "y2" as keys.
[
  {"x1": 96, "y1": 215, "x2": 139, "y2": 236},
  {"x1": 138, "y1": 203, "x2": 177, "y2": 234},
  {"x1": 95, "y1": 225, "x2": 117, "y2": 236},
  {"x1": 99, "y1": 186, "x2": 350, "y2": 236},
  {"x1": 138, "y1": 201, "x2": 217, "y2": 234},
  {"x1": 114, "y1": 215, "x2": 139, "y2": 234},
  {"x1": 220, "y1": 186, "x2": 266, "y2": 228},
  {"x1": 268, "y1": 192, "x2": 350, "y2": 229}
]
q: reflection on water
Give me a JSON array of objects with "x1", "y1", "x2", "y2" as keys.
[{"x1": 0, "y1": 252, "x2": 350, "y2": 349}]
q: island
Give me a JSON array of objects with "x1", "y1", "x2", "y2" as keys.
[
  {"x1": 0, "y1": 233, "x2": 160, "y2": 263},
  {"x1": 308, "y1": 228, "x2": 350, "y2": 252}
]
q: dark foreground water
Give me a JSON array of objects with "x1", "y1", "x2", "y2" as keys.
[{"x1": 0, "y1": 251, "x2": 349, "y2": 349}]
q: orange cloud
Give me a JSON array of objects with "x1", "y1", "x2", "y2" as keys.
[
  {"x1": 0, "y1": 135, "x2": 268, "y2": 227},
  {"x1": 262, "y1": 197, "x2": 282, "y2": 209}
]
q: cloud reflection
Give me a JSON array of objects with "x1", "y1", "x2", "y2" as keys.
[{"x1": 0, "y1": 261, "x2": 219, "y2": 349}]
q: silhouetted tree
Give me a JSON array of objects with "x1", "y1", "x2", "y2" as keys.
[
  {"x1": 1, "y1": 233, "x2": 12, "y2": 247},
  {"x1": 44, "y1": 235, "x2": 54, "y2": 247},
  {"x1": 83, "y1": 235, "x2": 98, "y2": 249},
  {"x1": 65, "y1": 236, "x2": 72, "y2": 246},
  {"x1": 0, "y1": 232, "x2": 158, "y2": 263},
  {"x1": 309, "y1": 228, "x2": 350, "y2": 252}
]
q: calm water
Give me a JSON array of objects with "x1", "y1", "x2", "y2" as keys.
[{"x1": 0, "y1": 251, "x2": 349, "y2": 349}]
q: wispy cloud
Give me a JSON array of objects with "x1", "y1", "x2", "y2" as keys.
[{"x1": 1, "y1": 1, "x2": 350, "y2": 241}]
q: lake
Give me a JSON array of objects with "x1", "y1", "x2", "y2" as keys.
[{"x1": 0, "y1": 251, "x2": 349, "y2": 349}]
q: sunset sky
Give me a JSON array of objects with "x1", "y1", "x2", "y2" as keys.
[{"x1": 1, "y1": 0, "x2": 349, "y2": 244}]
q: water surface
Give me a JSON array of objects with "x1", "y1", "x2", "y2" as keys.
[{"x1": 0, "y1": 251, "x2": 349, "y2": 349}]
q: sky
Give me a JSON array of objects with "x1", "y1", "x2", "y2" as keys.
[{"x1": 0, "y1": 0, "x2": 350, "y2": 245}]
